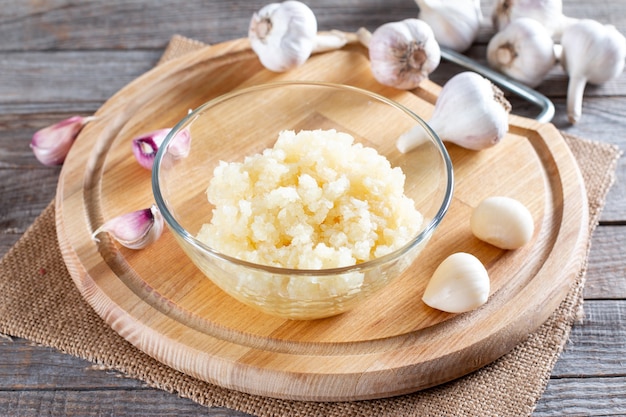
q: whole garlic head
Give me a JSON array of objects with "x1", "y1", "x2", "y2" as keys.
[
  {"x1": 248, "y1": 1, "x2": 317, "y2": 72},
  {"x1": 487, "y1": 17, "x2": 556, "y2": 88},
  {"x1": 491, "y1": 0, "x2": 575, "y2": 40},
  {"x1": 416, "y1": 0, "x2": 483, "y2": 52},
  {"x1": 366, "y1": 19, "x2": 441, "y2": 90},
  {"x1": 561, "y1": 19, "x2": 626, "y2": 123},
  {"x1": 397, "y1": 71, "x2": 511, "y2": 152}
]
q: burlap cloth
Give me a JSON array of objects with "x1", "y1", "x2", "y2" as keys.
[{"x1": 0, "y1": 35, "x2": 622, "y2": 417}]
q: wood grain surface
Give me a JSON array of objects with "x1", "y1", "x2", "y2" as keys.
[
  {"x1": 54, "y1": 38, "x2": 587, "y2": 401},
  {"x1": 1, "y1": 0, "x2": 625, "y2": 415}
]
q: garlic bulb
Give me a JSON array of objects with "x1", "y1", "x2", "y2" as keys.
[
  {"x1": 416, "y1": 0, "x2": 483, "y2": 52},
  {"x1": 422, "y1": 252, "x2": 490, "y2": 313},
  {"x1": 470, "y1": 196, "x2": 534, "y2": 250},
  {"x1": 396, "y1": 71, "x2": 511, "y2": 152},
  {"x1": 487, "y1": 18, "x2": 556, "y2": 88},
  {"x1": 248, "y1": 1, "x2": 317, "y2": 72},
  {"x1": 561, "y1": 19, "x2": 626, "y2": 124},
  {"x1": 358, "y1": 19, "x2": 441, "y2": 90},
  {"x1": 491, "y1": 0, "x2": 577, "y2": 40},
  {"x1": 92, "y1": 205, "x2": 164, "y2": 250},
  {"x1": 30, "y1": 115, "x2": 96, "y2": 166}
]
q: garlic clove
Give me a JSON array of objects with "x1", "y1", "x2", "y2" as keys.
[
  {"x1": 422, "y1": 252, "x2": 490, "y2": 314},
  {"x1": 561, "y1": 19, "x2": 626, "y2": 124},
  {"x1": 30, "y1": 115, "x2": 95, "y2": 166},
  {"x1": 364, "y1": 19, "x2": 441, "y2": 90},
  {"x1": 491, "y1": 0, "x2": 577, "y2": 41},
  {"x1": 248, "y1": 1, "x2": 317, "y2": 72},
  {"x1": 486, "y1": 18, "x2": 556, "y2": 88},
  {"x1": 92, "y1": 205, "x2": 164, "y2": 250},
  {"x1": 131, "y1": 127, "x2": 191, "y2": 170},
  {"x1": 416, "y1": 0, "x2": 483, "y2": 52},
  {"x1": 470, "y1": 196, "x2": 534, "y2": 250},
  {"x1": 396, "y1": 71, "x2": 511, "y2": 152}
]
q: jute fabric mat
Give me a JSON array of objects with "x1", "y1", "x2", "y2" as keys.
[{"x1": 0, "y1": 35, "x2": 622, "y2": 417}]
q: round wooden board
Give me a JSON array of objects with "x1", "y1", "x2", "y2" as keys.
[{"x1": 55, "y1": 38, "x2": 589, "y2": 402}]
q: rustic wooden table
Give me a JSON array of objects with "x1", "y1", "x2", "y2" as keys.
[{"x1": 1, "y1": 1, "x2": 624, "y2": 415}]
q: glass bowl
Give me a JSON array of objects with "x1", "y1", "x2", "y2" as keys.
[{"x1": 152, "y1": 81, "x2": 453, "y2": 320}]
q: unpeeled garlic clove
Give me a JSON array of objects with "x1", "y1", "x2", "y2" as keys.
[
  {"x1": 561, "y1": 19, "x2": 626, "y2": 124},
  {"x1": 30, "y1": 115, "x2": 96, "y2": 166},
  {"x1": 416, "y1": 0, "x2": 483, "y2": 52},
  {"x1": 131, "y1": 127, "x2": 191, "y2": 170},
  {"x1": 396, "y1": 71, "x2": 511, "y2": 152},
  {"x1": 358, "y1": 19, "x2": 441, "y2": 90},
  {"x1": 248, "y1": 1, "x2": 317, "y2": 72},
  {"x1": 470, "y1": 196, "x2": 534, "y2": 250},
  {"x1": 422, "y1": 252, "x2": 490, "y2": 313},
  {"x1": 92, "y1": 205, "x2": 164, "y2": 250},
  {"x1": 486, "y1": 18, "x2": 556, "y2": 88}
]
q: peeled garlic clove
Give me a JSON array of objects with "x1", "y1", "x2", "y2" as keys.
[
  {"x1": 131, "y1": 127, "x2": 191, "y2": 170},
  {"x1": 422, "y1": 252, "x2": 490, "y2": 313},
  {"x1": 561, "y1": 19, "x2": 626, "y2": 124},
  {"x1": 470, "y1": 196, "x2": 534, "y2": 250},
  {"x1": 92, "y1": 205, "x2": 164, "y2": 250},
  {"x1": 397, "y1": 71, "x2": 511, "y2": 152},
  {"x1": 248, "y1": 1, "x2": 317, "y2": 72},
  {"x1": 30, "y1": 115, "x2": 95, "y2": 166},
  {"x1": 416, "y1": 0, "x2": 482, "y2": 52},
  {"x1": 487, "y1": 18, "x2": 556, "y2": 88},
  {"x1": 366, "y1": 19, "x2": 441, "y2": 90}
]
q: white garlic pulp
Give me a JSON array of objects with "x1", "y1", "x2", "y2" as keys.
[
  {"x1": 422, "y1": 252, "x2": 490, "y2": 313},
  {"x1": 197, "y1": 129, "x2": 423, "y2": 269},
  {"x1": 470, "y1": 196, "x2": 534, "y2": 250}
]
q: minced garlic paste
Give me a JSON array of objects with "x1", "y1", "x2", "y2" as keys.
[{"x1": 197, "y1": 129, "x2": 422, "y2": 269}]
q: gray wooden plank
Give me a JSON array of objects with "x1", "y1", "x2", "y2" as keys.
[
  {"x1": 0, "y1": 390, "x2": 253, "y2": 417},
  {"x1": 585, "y1": 226, "x2": 626, "y2": 299},
  {"x1": 535, "y1": 376, "x2": 626, "y2": 416}
]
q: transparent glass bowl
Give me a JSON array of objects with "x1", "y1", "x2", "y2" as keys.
[{"x1": 152, "y1": 81, "x2": 453, "y2": 320}]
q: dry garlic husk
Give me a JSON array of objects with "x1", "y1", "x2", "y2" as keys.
[
  {"x1": 416, "y1": 0, "x2": 483, "y2": 52},
  {"x1": 131, "y1": 127, "x2": 191, "y2": 170},
  {"x1": 92, "y1": 205, "x2": 164, "y2": 250},
  {"x1": 396, "y1": 71, "x2": 511, "y2": 152},
  {"x1": 422, "y1": 252, "x2": 490, "y2": 313},
  {"x1": 487, "y1": 18, "x2": 556, "y2": 88},
  {"x1": 491, "y1": 0, "x2": 577, "y2": 40},
  {"x1": 561, "y1": 19, "x2": 626, "y2": 124},
  {"x1": 248, "y1": 1, "x2": 317, "y2": 72},
  {"x1": 30, "y1": 115, "x2": 95, "y2": 166},
  {"x1": 359, "y1": 19, "x2": 441, "y2": 90},
  {"x1": 470, "y1": 196, "x2": 534, "y2": 250}
]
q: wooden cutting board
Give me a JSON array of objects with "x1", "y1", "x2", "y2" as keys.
[{"x1": 55, "y1": 38, "x2": 588, "y2": 402}]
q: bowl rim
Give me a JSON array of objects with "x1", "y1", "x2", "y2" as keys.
[{"x1": 152, "y1": 80, "x2": 454, "y2": 276}]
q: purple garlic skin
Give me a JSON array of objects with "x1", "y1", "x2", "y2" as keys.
[
  {"x1": 132, "y1": 127, "x2": 191, "y2": 170},
  {"x1": 30, "y1": 115, "x2": 94, "y2": 166},
  {"x1": 92, "y1": 205, "x2": 164, "y2": 250}
]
